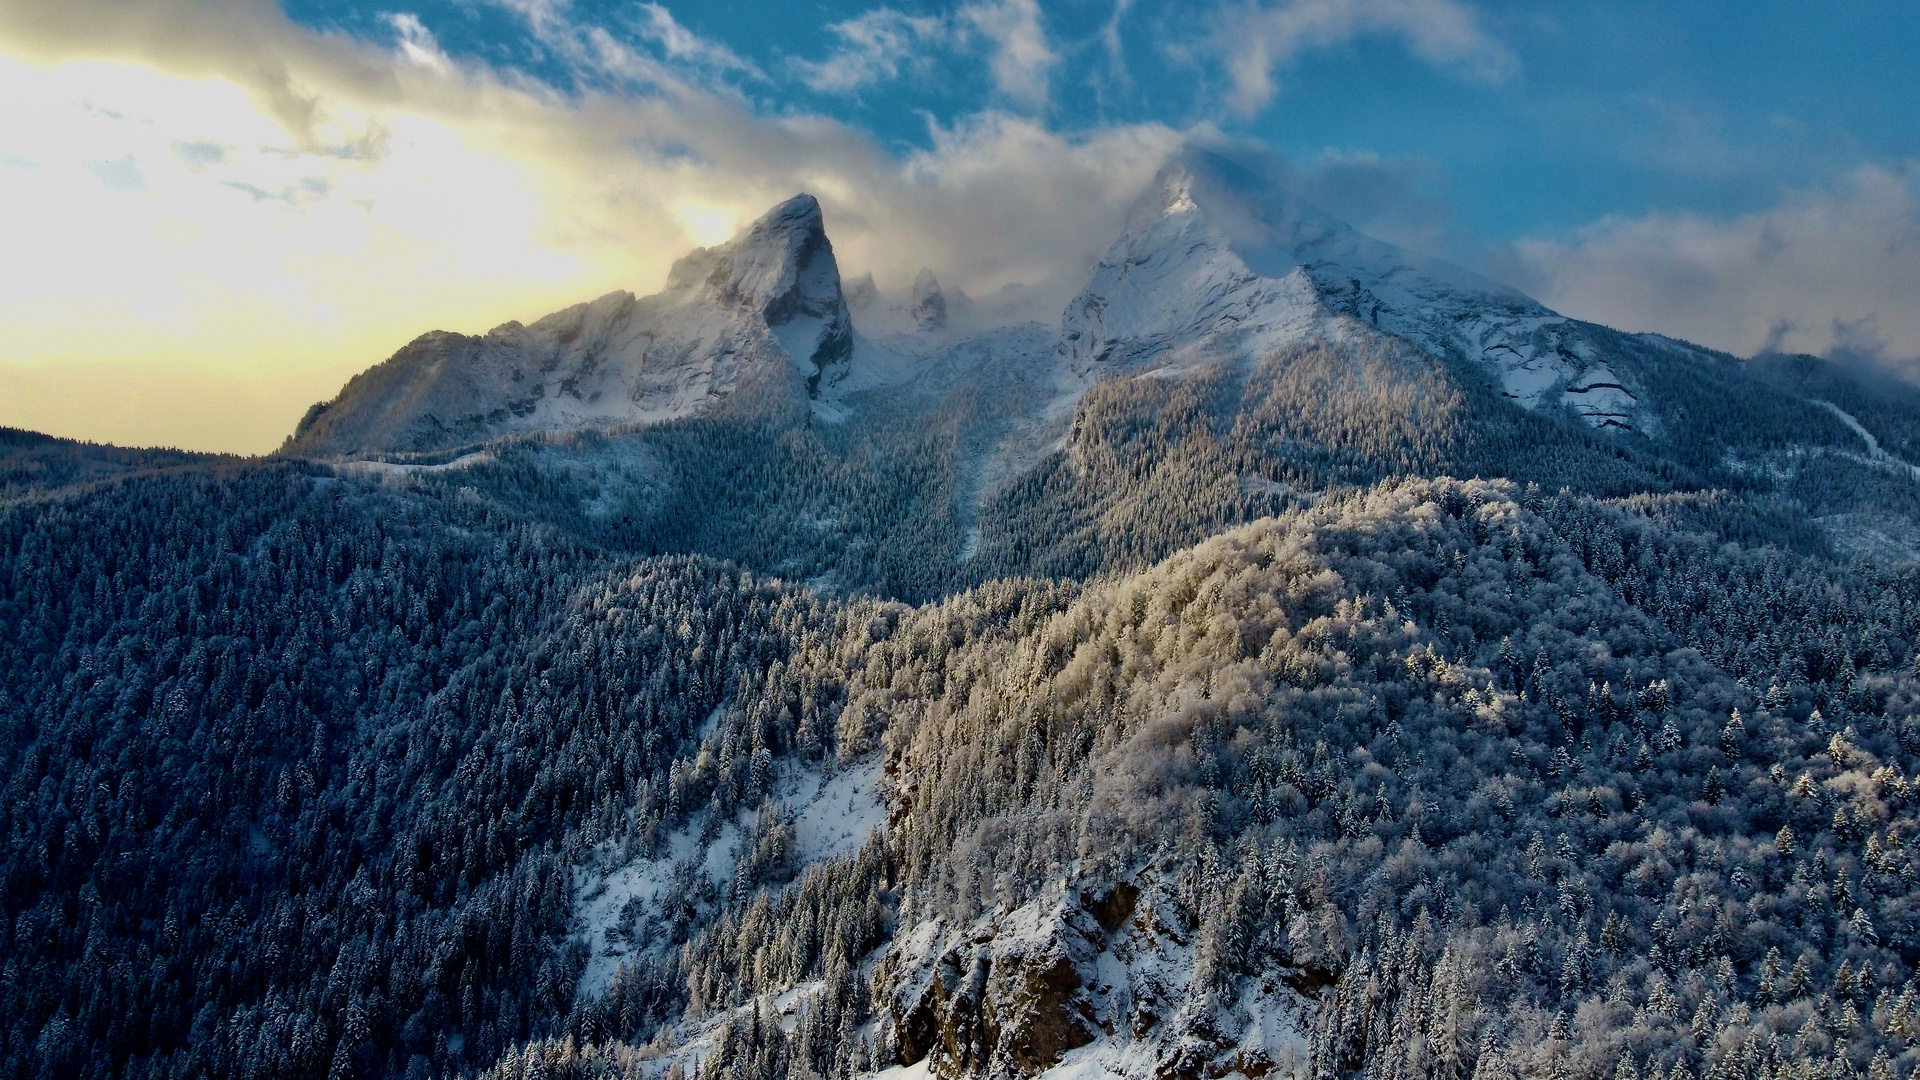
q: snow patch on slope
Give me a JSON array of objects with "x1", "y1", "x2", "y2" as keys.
[
  {"x1": 573, "y1": 821, "x2": 721, "y2": 998},
  {"x1": 573, "y1": 754, "x2": 885, "y2": 999},
  {"x1": 784, "y1": 756, "x2": 887, "y2": 863},
  {"x1": 333, "y1": 450, "x2": 493, "y2": 480}
]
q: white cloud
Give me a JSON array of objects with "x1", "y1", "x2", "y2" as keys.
[
  {"x1": 484, "y1": 0, "x2": 572, "y2": 40},
  {"x1": 1098, "y1": 0, "x2": 1134, "y2": 88},
  {"x1": 385, "y1": 12, "x2": 450, "y2": 74},
  {"x1": 797, "y1": 0, "x2": 1055, "y2": 107},
  {"x1": 1509, "y1": 164, "x2": 1920, "y2": 365},
  {"x1": 959, "y1": 0, "x2": 1056, "y2": 107},
  {"x1": 0, "y1": 0, "x2": 1171, "y2": 452},
  {"x1": 634, "y1": 3, "x2": 762, "y2": 79},
  {"x1": 796, "y1": 8, "x2": 947, "y2": 94},
  {"x1": 472, "y1": 0, "x2": 752, "y2": 96},
  {"x1": 1216, "y1": 0, "x2": 1514, "y2": 115}
]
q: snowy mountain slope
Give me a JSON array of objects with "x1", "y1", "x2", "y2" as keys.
[
  {"x1": 272, "y1": 151, "x2": 1920, "y2": 583},
  {"x1": 571, "y1": 752, "x2": 886, "y2": 1000},
  {"x1": 27, "y1": 147, "x2": 1920, "y2": 1080},
  {"x1": 286, "y1": 194, "x2": 853, "y2": 457},
  {"x1": 1061, "y1": 149, "x2": 1646, "y2": 430}
]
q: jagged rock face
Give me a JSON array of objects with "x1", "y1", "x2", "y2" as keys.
[
  {"x1": 885, "y1": 882, "x2": 1310, "y2": 1080},
  {"x1": 1059, "y1": 148, "x2": 1645, "y2": 430},
  {"x1": 911, "y1": 269, "x2": 950, "y2": 332},
  {"x1": 665, "y1": 193, "x2": 854, "y2": 391},
  {"x1": 287, "y1": 194, "x2": 852, "y2": 457},
  {"x1": 845, "y1": 271, "x2": 881, "y2": 311},
  {"x1": 889, "y1": 900, "x2": 1104, "y2": 1079}
]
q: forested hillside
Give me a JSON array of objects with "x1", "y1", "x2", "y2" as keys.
[
  {"x1": 0, "y1": 465, "x2": 848, "y2": 1078},
  {"x1": 0, "y1": 428, "x2": 229, "y2": 505},
  {"x1": 532, "y1": 476, "x2": 1920, "y2": 1080},
  {"x1": 10, "y1": 164, "x2": 1920, "y2": 1080},
  {"x1": 9, "y1": 436, "x2": 1920, "y2": 1080}
]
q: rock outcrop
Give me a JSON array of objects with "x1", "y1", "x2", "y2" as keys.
[
  {"x1": 911, "y1": 269, "x2": 950, "y2": 332},
  {"x1": 883, "y1": 880, "x2": 1310, "y2": 1080}
]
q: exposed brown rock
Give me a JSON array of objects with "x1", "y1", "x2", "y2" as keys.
[
  {"x1": 1080, "y1": 882, "x2": 1139, "y2": 936},
  {"x1": 886, "y1": 902, "x2": 1103, "y2": 1079}
]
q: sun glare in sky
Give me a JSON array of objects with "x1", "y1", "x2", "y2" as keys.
[{"x1": 0, "y1": 52, "x2": 691, "y2": 452}]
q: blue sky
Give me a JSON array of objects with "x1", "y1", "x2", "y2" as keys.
[
  {"x1": 1, "y1": 0, "x2": 1916, "y2": 451},
  {"x1": 277, "y1": 0, "x2": 1920, "y2": 243}
]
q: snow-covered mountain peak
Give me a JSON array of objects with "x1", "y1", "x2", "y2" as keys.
[
  {"x1": 1061, "y1": 152, "x2": 1348, "y2": 376},
  {"x1": 1067, "y1": 148, "x2": 1646, "y2": 430},
  {"x1": 663, "y1": 193, "x2": 853, "y2": 386},
  {"x1": 287, "y1": 193, "x2": 856, "y2": 456},
  {"x1": 666, "y1": 195, "x2": 827, "y2": 307},
  {"x1": 910, "y1": 269, "x2": 948, "y2": 332},
  {"x1": 1145, "y1": 150, "x2": 1524, "y2": 302}
]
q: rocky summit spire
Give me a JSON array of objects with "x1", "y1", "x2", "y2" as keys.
[
  {"x1": 286, "y1": 193, "x2": 856, "y2": 456},
  {"x1": 910, "y1": 268, "x2": 948, "y2": 332},
  {"x1": 665, "y1": 193, "x2": 854, "y2": 392}
]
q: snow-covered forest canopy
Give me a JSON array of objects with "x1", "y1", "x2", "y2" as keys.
[{"x1": 10, "y1": 158, "x2": 1920, "y2": 1080}]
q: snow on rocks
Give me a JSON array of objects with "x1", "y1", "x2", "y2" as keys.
[
  {"x1": 879, "y1": 879, "x2": 1311, "y2": 1080},
  {"x1": 1561, "y1": 361, "x2": 1639, "y2": 429},
  {"x1": 290, "y1": 194, "x2": 853, "y2": 456},
  {"x1": 1060, "y1": 148, "x2": 1647, "y2": 432}
]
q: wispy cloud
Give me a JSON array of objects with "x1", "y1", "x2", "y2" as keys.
[
  {"x1": 795, "y1": 8, "x2": 947, "y2": 94},
  {"x1": 385, "y1": 12, "x2": 450, "y2": 75},
  {"x1": 1213, "y1": 0, "x2": 1515, "y2": 115},
  {"x1": 634, "y1": 3, "x2": 763, "y2": 80},
  {"x1": 1506, "y1": 164, "x2": 1920, "y2": 367},
  {"x1": 798, "y1": 0, "x2": 1056, "y2": 107},
  {"x1": 469, "y1": 0, "x2": 757, "y2": 97},
  {"x1": 960, "y1": 0, "x2": 1056, "y2": 107}
]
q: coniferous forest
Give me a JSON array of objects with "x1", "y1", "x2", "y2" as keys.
[{"x1": 11, "y1": 176, "x2": 1920, "y2": 1080}]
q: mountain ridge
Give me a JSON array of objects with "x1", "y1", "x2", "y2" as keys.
[
  {"x1": 284, "y1": 148, "x2": 1766, "y2": 475},
  {"x1": 286, "y1": 193, "x2": 852, "y2": 458}
]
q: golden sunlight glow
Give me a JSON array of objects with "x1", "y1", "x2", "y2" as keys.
[
  {"x1": 0, "y1": 9, "x2": 1175, "y2": 454},
  {"x1": 672, "y1": 199, "x2": 744, "y2": 249},
  {"x1": 0, "y1": 53, "x2": 710, "y2": 453}
]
